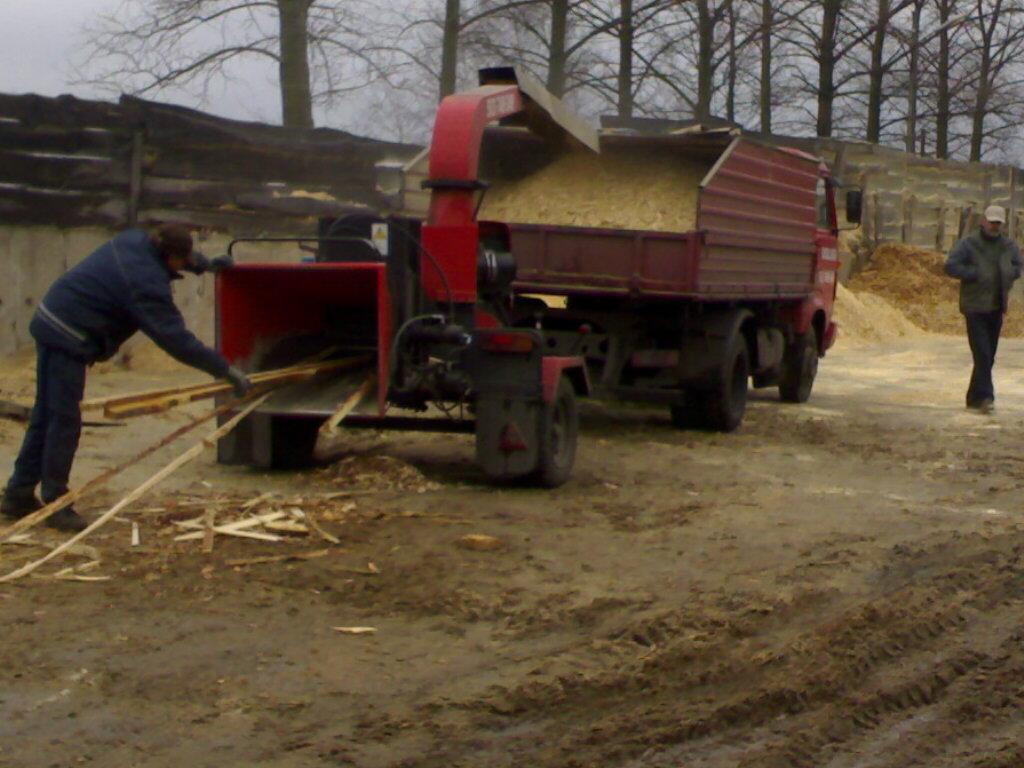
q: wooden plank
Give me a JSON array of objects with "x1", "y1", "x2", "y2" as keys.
[
  {"x1": 121, "y1": 94, "x2": 417, "y2": 155},
  {"x1": 0, "y1": 394, "x2": 271, "y2": 583},
  {"x1": 127, "y1": 131, "x2": 144, "y2": 227},
  {"x1": 0, "y1": 149, "x2": 129, "y2": 191},
  {"x1": 225, "y1": 549, "x2": 331, "y2": 567},
  {"x1": 0, "y1": 186, "x2": 125, "y2": 227},
  {"x1": 139, "y1": 176, "x2": 258, "y2": 208},
  {"x1": 144, "y1": 143, "x2": 384, "y2": 191},
  {"x1": 135, "y1": 207, "x2": 317, "y2": 236},
  {"x1": 82, "y1": 356, "x2": 371, "y2": 418},
  {"x1": 0, "y1": 93, "x2": 129, "y2": 131},
  {"x1": 0, "y1": 123, "x2": 126, "y2": 156}
]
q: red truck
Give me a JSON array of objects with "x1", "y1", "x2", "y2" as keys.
[{"x1": 215, "y1": 67, "x2": 861, "y2": 485}]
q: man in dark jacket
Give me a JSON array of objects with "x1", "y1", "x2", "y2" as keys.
[
  {"x1": 1, "y1": 225, "x2": 251, "y2": 531},
  {"x1": 944, "y1": 205, "x2": 1022, "y2": 413}
]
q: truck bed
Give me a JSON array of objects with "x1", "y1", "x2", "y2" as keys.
[{"x1": 502, "y1": 137, "x2": 823, "y2": 302}]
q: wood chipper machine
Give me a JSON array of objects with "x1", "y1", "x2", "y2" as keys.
[
  {"x1": 215, "y1": 67, "x2": 597, "y2": 486},
  {"x1": 215, "y1": 66, "x2": 858, "y2": 486}
]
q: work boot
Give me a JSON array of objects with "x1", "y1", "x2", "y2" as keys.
[
  {"x1": 1, "y1": 486, "x2": 42, "y2": 520},
  {"x1": 45, "y1": 507, "x2": 88, "y2": 533}
]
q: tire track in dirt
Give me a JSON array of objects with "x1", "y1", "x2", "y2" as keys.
[{"x1": 390, "y1": 528, "x2": 1024, "y2": 768}]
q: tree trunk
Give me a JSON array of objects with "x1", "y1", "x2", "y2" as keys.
[
  {"x1": 277, "y1": 0, "x2": 313, "y2": 129},
  {"x1": 760, "y1": 0, "x2": 773, "y2": 134},
  {"x1": 618, "y1": 0, "x2": 634, "y2": 118},
  {"x1": 726, "y1": 0, "x2": 737, "y2": 122},
  {"x1": 697, "y1": 0, "x2": 715, "y2": 120},
  {"x1": 439, "y1": 0, "x2": 461, "y2": 100},
  {"x1": 970, "y1": 2, "x2": 999, "y2": 162},
  {"x1": 866, "y1": 0, "x2": 890, "y2": 143},
  {"x1": 936, "y1": 0, "x2": 952, "y2": 158},
  {"x1": 816, "y1": 0, "x2": 841, "y2": 138},
  {"x1": 904, "y1": 0, "x2": 922, "y2": 153},
  {"x1": 547, "y1": 0, "x2": 569, "y2": 97}
]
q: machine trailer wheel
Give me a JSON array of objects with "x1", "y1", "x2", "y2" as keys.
[
  {"x1": 532, "y1": 377, "x2": 578, "y2": 488},
  {"x1": 779, "y1": 327, "x2": 818, "y2": 403}
]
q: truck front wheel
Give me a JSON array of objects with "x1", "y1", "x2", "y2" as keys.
[
  {"x1": 532, "y1": 377, "x2": 578, "y2": 488},
  {"x1": 779, "y1": 327, "x2": 818, "y2": 403}
]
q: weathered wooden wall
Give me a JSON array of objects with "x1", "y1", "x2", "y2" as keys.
[{"x1": 0, "y1": 92, "x2": 420, "y2": 234}]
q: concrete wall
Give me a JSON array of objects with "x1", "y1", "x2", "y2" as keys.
[{"x1": 0, "y1": 225, "x2": 306, "y2": 361}]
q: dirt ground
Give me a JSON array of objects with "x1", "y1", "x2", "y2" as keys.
[{"x1": 2, "y1": 333, "x2": 1024, "y2": 768}]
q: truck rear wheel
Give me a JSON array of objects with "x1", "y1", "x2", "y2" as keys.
[
  {"x1": 779, "y1": 327, "x2": 818, "y2": 403},
  {"x1": 671, "y1": 336, "x2": 749, "y2": 432},
  {"x1": 532, "y1": 377, "x2": 578, "y2": 488},
  {"x1": 705, "y1": 336, "x2": 749, "y2": 432}
]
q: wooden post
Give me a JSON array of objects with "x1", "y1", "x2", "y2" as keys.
[
  {"x1": 902, "y1": 195, "x2": 915, "y2": 245},
  {"x1": 872, "y1": 192, "x2": 882, "y2": 245},
  {"x1": 936, "y1": 205, "x2": 946, "y2": 251},
  {"x1": 127, "y1": 129, "x2": 144, "y2": 227}
]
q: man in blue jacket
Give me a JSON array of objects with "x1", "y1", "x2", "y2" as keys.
[
  {"x1": 944, "y1": 205, "x2": 1022, "y2": 414},
  {"x1": 1, "y1": 225, "x2": 252, "y2": 531}
]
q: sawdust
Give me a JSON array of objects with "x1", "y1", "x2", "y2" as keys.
[
  {"x1": 479, "y1": 148, "x2": 708, "y2": 232},
  {"x1": 833, "y1": 283, "x2": 922, "y2": 345},
  {"x1": 849, "y1": 243, "x2": 1024, "y2": 337},
  {"x1": 317, "y1": 454, "x2": 442, "y2": 493}
]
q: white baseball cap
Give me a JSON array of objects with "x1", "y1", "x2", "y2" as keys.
[{"x1": 984, "y1": 204, "x2": 1007, "y2": 223}]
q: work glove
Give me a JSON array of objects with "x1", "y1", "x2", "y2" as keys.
[
  {"x1": 226, "y1": 366, "x2": 253, "y2": 398},
  {"x1": 208, "y1": 254, "x2": 235, "y2": 272},
  {"x1": 184, "y1": 252, "x2": 234, "y2": 275}
]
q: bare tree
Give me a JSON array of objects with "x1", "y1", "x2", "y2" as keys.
[
  {"x1": 78, "y1": 0, "x2": 385, "y2": 129},
  {"x1": 962, "y1": 0, "x2": 1024, "y2": 160}
]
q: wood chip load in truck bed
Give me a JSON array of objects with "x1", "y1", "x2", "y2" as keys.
[{"x1": 478, "y1": 148, "x2": 708, "y2": 233}]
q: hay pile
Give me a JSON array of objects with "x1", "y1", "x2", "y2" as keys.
[
  {"x1": 479, "y1": 149, "x2": 707, "y2": 232},
  {"x1": 849, "y1": 243, "x2": 1024, "y2": 337}
]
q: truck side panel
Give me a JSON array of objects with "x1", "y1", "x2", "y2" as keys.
[
  {"x1": 697, "y1": 140, "x2": 819, "y2": 297},
  {"x1": 510, "y1": 225, "x2": 701, "y2": 296}
]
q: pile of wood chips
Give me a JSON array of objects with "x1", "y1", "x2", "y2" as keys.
[
  {"x1": 849, "y1": 243, "x2": 1024, "y2": 337},
  {"x1": 318, "y1": 454, "x2": 442, "y2": 494},
  {"x1": 478, "y1": 148, "x2": 708, "y2": 233}
]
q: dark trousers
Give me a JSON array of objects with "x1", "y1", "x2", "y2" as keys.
[
  {"x1": 6, "y1": 344, "x2": 86, "y2": 503},
  {"x1": 965, "y1": 310, "x2": 1003, "y2": 407}
]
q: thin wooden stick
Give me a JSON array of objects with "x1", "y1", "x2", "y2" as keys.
[
  {"x1": 303, "y1": 509, "x2": 341, "y2": 545},
  {"x1": 0, "y1": 398, "x2": 239, "y2": 543},
  {"x1": 311, "y1": 375, "x2": 375, "y2": 462},
  {"x1": 202, "y1": 508, "x2": 216, "y2": 553},
  {"x1": 320, "y1": 375, "x2": 376, "y2": 434},
  {"x1": 0, "y1": 394, "x2": 270, "y2": 583}
]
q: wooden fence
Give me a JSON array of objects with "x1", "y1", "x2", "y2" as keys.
[{"x1": 0, "y1": 92, "x2": 421, "y2": 234}]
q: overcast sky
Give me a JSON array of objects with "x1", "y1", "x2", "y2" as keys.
[{"x1": 0, "y1": 0, "x2": 292, "y2": 125}]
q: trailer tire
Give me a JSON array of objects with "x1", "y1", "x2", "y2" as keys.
[
  {"x1": 779, "y1": 327, "x2": 818, "y2": 403},
  {"x1": 705, "y1": 335, "x2": 749, "y2": 432},
  {"x1": 532, "y1": 377, "x2": 578, "y2": 488}
]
